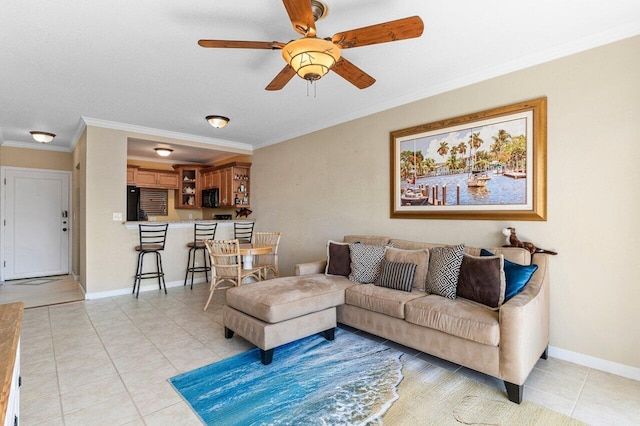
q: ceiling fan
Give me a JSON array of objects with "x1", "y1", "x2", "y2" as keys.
[{"x1": 198, "y1": 0, "x2": 424, "y2": 91}]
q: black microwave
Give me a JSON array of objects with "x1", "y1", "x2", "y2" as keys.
[{"x1": 202, "y1": 188, "x2": 219, "y2": 208}]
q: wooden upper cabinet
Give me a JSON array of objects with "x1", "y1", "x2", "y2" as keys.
[
  {"x1": 173, "y1": 165, "x2": 203, "y2": 209},
  {"x1": 130, "y1": 167, "x2": 179, "y2": 189},
  {"x1": 127, "y1": 166, "x2": 137, "y2": 184}
]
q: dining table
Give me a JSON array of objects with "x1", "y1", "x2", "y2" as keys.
[{"x1": 239, "y1": 244, "x2": 274, "y2": 270}]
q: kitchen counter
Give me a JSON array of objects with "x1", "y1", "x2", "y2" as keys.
[
  {"x1": 0, "y1": 302, "x2": 23, "y2": 426},
  {"x1": 123, "y1": 219, "x2": 253, "y2": 230}
]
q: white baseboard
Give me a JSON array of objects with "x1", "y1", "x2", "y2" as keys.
[
  {"x1": 549, "y1": 345, "x2": 640, "y2": 381},
  {"x1": 84, "y1": 278, "x2": 207, "y2": 300}
]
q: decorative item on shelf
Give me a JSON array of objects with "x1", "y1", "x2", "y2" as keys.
[
  {"x1": 183, "y1": 176, "x2": 190, "y2": 181},
  {"x1": 183, "y1": 187, "x2": 195, "y2": 194},
  {"x1": 188, "y1": 196, "x2": 195, "y2": 205},
  {"x1": 235, "y1": 208, "x2": 252, "y2": 218},
  {"x1": 238, "y1": 183, "x2": 245, "y2": 193},
  {"x1": 502, "y1": 227, "x2": 557, "y2": 255}
]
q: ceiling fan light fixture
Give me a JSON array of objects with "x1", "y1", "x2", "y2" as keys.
[
  {"x1": 206, "y1": 115, "x2": 230, "y2": 128},
  {"x1": 282, "y1": 38, "x2": 340, "y2": 81},
  {"x1": 154, "y1": 147, "x2": 173, "y2": 157},
  {"x1": 30, "y1": 131, "x2": 56, "y2": 144}
]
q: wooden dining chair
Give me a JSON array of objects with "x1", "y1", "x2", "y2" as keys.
[
  {"x1": 253, "y1": 232, "x2": 282, "y2": 280},
  {"x1": 202, "y1": 239, "x2": 261, "y2": 311}
]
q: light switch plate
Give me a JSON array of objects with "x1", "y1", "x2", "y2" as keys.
[{"x1": 113, "y1": 212, "x2": 123, "y2": 221}]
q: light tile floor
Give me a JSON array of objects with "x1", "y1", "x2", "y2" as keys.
[{"x1": 18, "y1": 283, "x2": 640, "y2": 425}]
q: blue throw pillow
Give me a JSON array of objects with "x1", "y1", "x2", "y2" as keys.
[{"x1": 480, "y1": 249, "x2": 538, "y2": 301}]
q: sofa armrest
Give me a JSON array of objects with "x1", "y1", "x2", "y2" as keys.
[
  {"x1": 295, "y1": 260, "x2": 327, "y2": 276},
  {"x1": 498, "y1": 254, "x2": 550, "y2": 385}
]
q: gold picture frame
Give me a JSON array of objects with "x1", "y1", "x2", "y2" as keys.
[{"x1": 390, "y1": 97, "x2": 547, "y2": 220}]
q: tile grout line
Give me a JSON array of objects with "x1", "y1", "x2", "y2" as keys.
[{"x1": 570, "y1": 367, "x2": 591, "y2": 418}]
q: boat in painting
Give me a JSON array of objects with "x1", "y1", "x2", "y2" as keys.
[
  {"x1": 401, "y1": 188, "x2": 430, "y2": 205},
  {"x1": 467, "y1": 171, "x2": 491, "y2": 187}
]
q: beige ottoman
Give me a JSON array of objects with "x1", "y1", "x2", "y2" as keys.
[{"x1": 223, "y1": 275, "x2": 356, "y2": 364}]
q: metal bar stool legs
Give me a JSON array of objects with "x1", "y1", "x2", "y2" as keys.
[
  {"x1": 132, "y1": 223, "x2": 169, "y2": 298},
  {"x1": 184, "y1": 223, "x2": 217, "y2": 290}
]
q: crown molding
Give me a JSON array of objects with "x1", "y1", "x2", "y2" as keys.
[
  {"x1": 81, "y1": 117, "x2": 253, "y2": 152},
  {"x1": 0, "y1": 140, "x2": 72, "y2": 153}
]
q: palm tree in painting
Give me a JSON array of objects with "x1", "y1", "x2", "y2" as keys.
[
  {"x1": 446, "y1": 155, "x2": 460, "y2": 171},
  {"x1": 437, "y1": 141, "x2": 449, "y2": 158},
  {"x1": 491, "y1": 129, "x2": 511, "y2": 164},
  {"x1": 456, "y1": 142, "x2": 467, "y2": 170},
  {"x1": 467, "y1": 132, "x2": 484, "y2": 170},
  {"x1": 422, "y1": 157, "x2": 436, "y2": 173}
]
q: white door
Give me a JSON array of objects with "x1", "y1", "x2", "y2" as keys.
[{"x1": 2, "y1": 167, "x2": 71, "y2": 280}]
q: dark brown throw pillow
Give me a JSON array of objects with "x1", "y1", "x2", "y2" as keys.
[
  {"x1": 456, "y1": 253, "x2": 506, "y2": 310},
  {"x1": 325, "y1": 240, "x2": 351, "y2": 276}
]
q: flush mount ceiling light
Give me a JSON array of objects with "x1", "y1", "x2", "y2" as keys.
[
  {"x1": 206, "y1": 115, "x2": 230, "y2": 128},
  {"x1": 154, "y1": 147, "x2": 173, "y2": 157},
  {"x1": 30, "y1": 131, "x2": 56, "y2": 144}
]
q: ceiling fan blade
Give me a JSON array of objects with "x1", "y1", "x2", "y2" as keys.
[
  {"x1": 198, "y1": 40, "x2": 285, "y2": 49},
  {"x1": 331, "y1": 58, "x2": 376, "y2": 89},
  {"x1": 265, "y1": 65, "x2": 297, "y2": 91},
  {"x1": 331, "y1": 16, "x2": 424, "y2": 49},
  {"x1": 282, "y1": 0, "x2": 317, "y2": 37}
]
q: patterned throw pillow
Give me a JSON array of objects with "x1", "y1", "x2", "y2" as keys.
[
  {"x1": 348, "y1": 243, "x2": 390, "y2": 283},
  {"x1": 456, "y1": 253, "x2": 506, "y2": 309},
  {"x1": 424, "y1": 244, "x2": 465, "y2": 299},
  {"x1": 325, "y1": 240, "x2": 351, "y2": 276},
  {"x1": 375, "y1": 260, "x2": 417, "y2": 292}
]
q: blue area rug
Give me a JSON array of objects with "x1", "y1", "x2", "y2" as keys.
[{"x1": 169, "y1": 329, "x2": 404, "y2": 425}]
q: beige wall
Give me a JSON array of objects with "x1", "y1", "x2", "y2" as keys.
[
  {"x1": 252, "y1": 36, "x2": 640, "y2": 368},
  {"x1": 0, "y1": 145, "x2": 73, "y2": 171}
]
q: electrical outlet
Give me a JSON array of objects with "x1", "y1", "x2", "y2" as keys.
[
  {"x1": 113, "y1": 212, "x2": 123, "y2": 221},
  {"x1": 188, "y1": 213, "x2": 193, "y2": 219}
]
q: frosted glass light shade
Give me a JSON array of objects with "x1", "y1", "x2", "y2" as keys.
[
  {"x1": 206, "y1": 115, "x2": 230, "y2": 128},
  {"x1": 154, "y1": 148, "x2": 173, "y2": 157},
  {"x1": 282, "y1": 38, "x2": 341, "y2": 81},
  {"x1": 30, "y1": 131, "x2": 56, "y2": 143}
]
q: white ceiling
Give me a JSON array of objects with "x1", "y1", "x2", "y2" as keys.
[{"x1": 1, "y1": 1, "x2": 639, "y2": 159}]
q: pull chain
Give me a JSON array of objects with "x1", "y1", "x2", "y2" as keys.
[{"x1": 306, "y1": 80, "x2": 317, "y2": 98}]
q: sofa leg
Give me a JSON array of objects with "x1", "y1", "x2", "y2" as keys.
[
  {"x1": 260, "y1": 349, "x2": 274, "y2": 365},
  {"x1": 504, "y1": 381, "x2": 523, "y2": 404},
  {"x1": 224, "y1": 327, "x2": 234, "y2": 339},
  {"x1": 323, "y1": 327, "x2": 335, "y2": 341},
  {"x1": 540, "y1": 345, "x2": 549, "y2": 360}
]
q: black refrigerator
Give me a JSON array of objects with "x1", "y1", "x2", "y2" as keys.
[{"x1": 127, "y1": 185, "x2": 141, "y2": 221}]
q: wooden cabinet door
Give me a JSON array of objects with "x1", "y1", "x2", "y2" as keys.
[
  {"x1": 156, "y1": 172, "x2": 179, "y2": 189},
  {"x1": 127, "y1": 167, "x2": 136, "y2": 184},
  {"x1": 220, "y1": 168, "x2": 233, "y2": 206},
  {"x1": 136, "y1": 170, "x2": 157, "y2": 187}
]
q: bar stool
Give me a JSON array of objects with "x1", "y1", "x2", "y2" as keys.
[
  {"x1": 132, "y1": 223, "x2": 168, "y2": 298},
  {"x1": 184, "y1": 222, "x2": 218, "y2": 289},
  {"x1": 234, "y1": 221, "x2": 255, "y2": 244}
]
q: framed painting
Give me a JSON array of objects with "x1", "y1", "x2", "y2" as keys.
[{"x1": 390, "y1": 97, "x2": 547, "y2": 220}]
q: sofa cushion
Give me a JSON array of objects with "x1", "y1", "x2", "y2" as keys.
[
  {"x1": 346, "y1": 284, "x2": 424, "y2": 319},
  {"x1": 325, "y1": 240, "x2": 351, "y2": 276},
  {"x1": 375, "y1": 259, "x2": 416, "y2": 292},
  {"x1": 424, "y1": 244, "x2": 465, "y2": 299},
  {"x1": 480, "y1": 249, "x2": 538, "y2": 301},
  {"x1": 226, "y1": 275, "x2": 356, "y2": 324},
  {"x1": 465, "y1": 246, "x2": 531, "y2": 265},
  {"x1": 456, "y1": 254, "x2": 506, "y2": 310},
  {"x1": 405, "y1": 295, "x2": 500, "y2": 346},
  {"x1": 348, "y1": 243, "x2": 389, "y2": 283},
  {"x1": 389, "y1": 239, "x2": 447, "y2": 251},
  {"x1": 384, "y1": 248, "x2": 429, "y2": 291},
  {"x1": 344, "y1": 235, "x2": 391, "y2": 245}
]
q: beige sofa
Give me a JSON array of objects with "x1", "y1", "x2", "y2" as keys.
[
  {"x1": 291, "y1": 235, "x2": 550, "y2": 404},
  {"x1": 223, "y1": 235, "x2": 550, "y2": 403}
]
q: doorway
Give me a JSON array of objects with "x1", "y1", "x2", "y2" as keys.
[{"x1": 1, "y1": 167, "x2": 72, "y2": 281}]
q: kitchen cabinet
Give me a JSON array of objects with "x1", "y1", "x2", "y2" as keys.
[
  {"x1": 173, "y1": 165, "x2": 203, "y2": 209},
  {"x1": 199, "y1": 162, "x2": 251, "y2": 207},
  {"x1": 134, "y1": 168, "x2": 179, "y2": 189},
  {"x1": 127, "y1": 166, "x2": 136, "y2": 184}
]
